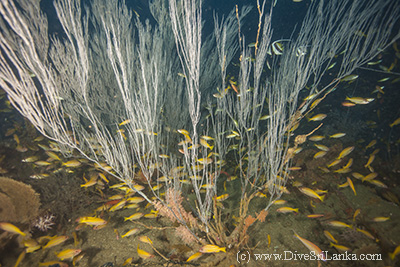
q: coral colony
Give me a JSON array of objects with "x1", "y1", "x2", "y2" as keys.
[{"x1": 32, "y1": 214, "x2": 55, "y2": 232}]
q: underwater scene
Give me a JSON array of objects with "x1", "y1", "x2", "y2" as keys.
[{"x1": 0, "y1": 0, "x2": 400, "y2": 266}]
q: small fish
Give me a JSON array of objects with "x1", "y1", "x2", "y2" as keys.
[
  {"x1": 327, "y1": 159, "x2": 342, "y2": 168},
  {"x1": 276, "y1": 207, "x2": 299, "y2": 214},
  {"x1": 330, "y1": 242, "x2": 351, "y2": 252},
  {"x1": 313, "y1": 151, "x2": 327, "y2": 159},
  {"x1": 22, "y1": 156, "x2": 39, "y2": 163},
  {"x1": 121, "y1": 228, "x2": 140, "y2": 238},
  {"x1": 309, "y1": 135, "x2": 325, "y2": 142},
  {"x1": 337, "y1": 146, "x2": 354, "y2": 159},
  {"x1": 352, "y1": 172, "x2": 365, "y2": 180},
  {"x1": 308, "y1": 114, "x2": 327, "y2": 122},
  {"x1": 329, "y1": 133, "x2": 346, "y2": 139},
  {"x1": 26, "y1": 245, "x2": 41, "y2": 253},
  {"x1": 43, "y1": 235, "x2": 69, "y2": 249},
  {"x1": 80, "y1": 176, "x2": 97, "y2": 188},
  {"x1": 377, "y1": 77, "x2": 390, "y2": 82},
  {"x1": 62, "y1": 160, "x2": 82, "y2": 168},
  {"x1": 346, "y1": 177, "x2": 356, "y2": 196},
  {"x1": 365, "y1": 140, "x2": 377, "y2": 149},
  {"x1": 345, "y1": 96, "x2": 374, "y2": 105},
  {"x1": 353, "y1": 209, "x2": 361, "y2": 221},
  {"x1": 138, "y1": 235, "x2": 153, "y2": 244},
  {"x1": 272, "y1": 199, "x2": 287, "y2": 205},
  {"x1": 327, "y1": 62, "x2": 337, "y2": 70},
  {"x1": 372, "y1": 216, "x2": 390, "y2": 222},
  {"x1": 341, "y1": 101, "x2": 356, "y2": 107},
  {"x1": 314, "y1": 144, "x2": 329, "y2": 151},
  {"x1": 34, "y1": 160, "x2": 52, "y2": 166},
  {"x1": 137, "y1": 245, "x2": 154, "y2": 259},
  {"x1": 197, "y1": 157, "x2": 213, "y2": 165},
  {"x1": 389, "y1": 245, "x2": 400, "y2": 260},
  {"x1": 324, "y1": 230, "x2": 337, "y2": 243},
  {"x1": 76, "y1": 216, "x2": 107, "y2": 226},
  {"x1": 343, "y1": 158, "x2": 353, "y2": 169},
  {"x1": 364, "y1": 154, "x2": 375, "y2": 168},
  {"x1": 187, "y1": 252, "x2": 203, "y2": 262},
  {"x1": 307, "y1": 214, "x2": 325, "y2": 218},
  {"x1": 216, "y1": 194, "x2": 229, "y2": 202},
  {"x1": 200, "y1": 138, "x2": 214, "y2": 150},
  {"x1": 119, "y1": 119, "x2": 131, "y2": 126},
  {"x1": 326, "y1": 220, "x2": 352, "y2": 228},
  {"x1": 362, "y1": 172, "x2": 378, "y2": 182},
  {"x1": 124, "y1": 213, "x2": 144, "y2": 221},
  {"x1": 122, "y1": 257, "x2": 133, "y2": 266},
  {"x1": 109, "y1": 200, "x2": 127, "y2": 211},
  {"x1": 55, "y1": 248, "x2": 81, "y2": 261},
  {"x1": 367, "y1": 60, "x2": 382, "y2": 65},
  {"x1": 0, "y1": 222, "x2": 26, "y2": 236},
  {"x1": 390, "y1": 117, "x2": 400, "y2": 127},
  {"x1": 45, "y1": 151, "x2": 61, "y2": 161},
  {"x1": 342, "y1": 74, "x2": 359, "y2": 82},
  {"x1": 356, "y1": 228, "x2": 376, "y2": 241},
  {"x1": 271, "y1": 41, "x2": 284, "y2": 55},
  {"x1": 293, "y1": 232, "x2": 326, "y2": 261},
  {"x1": 39, "y1": 261, "x2": 68, "y2": 267},
  {"x1": 199, "y1": 244, "x2": 226, "y2": 253},
  {"x1": 298, "y1": 187, "x2": 325, "y2": 201}
]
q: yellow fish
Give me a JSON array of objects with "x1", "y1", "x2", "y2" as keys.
[
  {"x1": 372, "y1": 216, "x2": 390, "y2": 222},
  {"x1": 313, "y1": 151, "x2": 327, "y2": 159},
  {"x1": 298, "y1": 187, "x2": 325, "y2": 201},
  {"x1": 314, "y1": 144, "x2": 329, "y2": 151},
  {"x1": 390, "y1": 117, "x2": 400, "y2": 127},
  {"x1": 337, "y1": 146, "x2": 354, "y2": 159},
  {"x1": 200, "y1": 138, "x2": 214, "y2": 150},
  {"x1": 365, "y1": 139, "x2": 377, "y2": 149},
  {"x1": 62, "y1": 160, "x2": 82, "y2": 168},
  {"x1": 76, "y1": 216, "x2": 107, "y2": 226},
  {"x1": 276, "y1": 207, "x2": 299, "y2": 213},
  {"x1": 109, "y1": 200, "x2": 127, "y2": 211},
  {"x1": 199, "y1": 244, "x2": 226, "y2": 253},
  {"x1": 345, "y1": 96, "x2": 374, "y2": 104},
  {"x1": 353, "y1": 209, "x2": 361, "y2": 221},
  {"x1": 362, "y1": 172, "x2": 378, "y2": 182},
  {"x1": 216, "y1": 194, "x2": 229, "y2": 202},
  {"x1": 308, "y1": 113, "x2": 327, "y2": 121},
  {"x1": 124, "y1": 213, "x2": 143, "y2": 221},
  {"x1": 323, "y1": 230, "x2": 337, "y2": 243},
  {"x1": 187, "y1": 252, "x2": 203, "y2": 262},
  {"x1": 55, "y1": 248, "x2": 81, "y2": 261},
  {"x1": 329, "y1": 133, "x2": 346, "y2": 139},
  {"x1": 330, "y1": 242, "x2": 351, "y2": 252},
  {"x1": 309, "y1": 135, "x2": 325, "y2": 141},
  {"x1": 137, "y1": 245, "x2": 154, "y2": 259},
  {"x1": 327, "y1": 159, "x2": 342, "y2": 168},
  {"x1": 0, "y1": 222, "x2": 26, "y2": 236},
  {"x1": 80, "y1": 176, "x2": 97, "y2": 188},
  {"x1": 346, "y1": 177, "x2": 356, "y2": 196},
  {"x1": 355, "y1": 228, "x2": 376, "y2": 241},
  {"x1": 364, "y1": 154, "x2": 375, "y2": 168},
  {"x1": 43, "y1": 235, "x2": 69, "y2": 249},
  {"x1": 389, "y1": 245, "x2": 400, "y2": 260},
  {"x1": 121, "y1": 228, "x2": 140, "y2": 238},
  {"x1": 119, "y1": 119, "x2": 131, "y2": 126},
  {"x1": 326, "y1": 220, "x2": 352, "y2": 229},
  {"x1": 293, "y1": 232, "x2": 326, "y2": 261}
]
